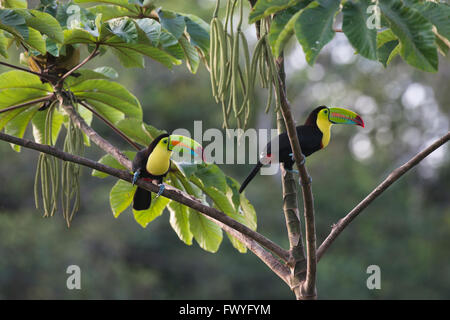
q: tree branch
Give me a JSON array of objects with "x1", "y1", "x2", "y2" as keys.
[
  {"x1": 78, "y1": 100, "x2": 142, "y2": 151},
  {"x1": 0, "y1": 61, "x2": 57, "y2": 81},
  {"x1": 57, "y1": 44, "x2": 100, "y2": 86},
  {"x1": 0, "y1": 95, "x2": 54, "y2": 114},
  {"x1": 0, "y1": 130, "x2": 290, "y2": 268},
  {"x1": 276, "y1": 54, "x2": 317, "y2": 299},
  {"x1": 316, "y1": 132, "x2": 450, "y2": 261}
]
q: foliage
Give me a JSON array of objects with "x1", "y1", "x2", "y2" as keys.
[{"x1": 250, "y1": 0, "x2": 450, "y2": 72}]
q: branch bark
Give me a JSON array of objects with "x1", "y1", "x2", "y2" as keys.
[
  {"x1": 0, "y1": 61, "x2": 57, "y2": 81},
  {"x1": 0, "y1": 130, "x2": 291, "y2": 280},
  {"x1": 276, "y1": 54, "x2": 317, "y2": 299},
  {"x1": 317, "y1": 131, "x2": 450, "y2": 261},
  {"x1": 0, "y1": 95, "x2": 54, "y2": 114},
  {"x1": 57, "y1": 44, "x2": 100, "y2": 86}
]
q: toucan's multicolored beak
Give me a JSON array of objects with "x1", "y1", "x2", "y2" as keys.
[
  {"x1": 168, "y1": 134, "x2": 205, "y2": 162},
  {"x1": 328, "y1": 107, "x2": 365, "y2": 128}
]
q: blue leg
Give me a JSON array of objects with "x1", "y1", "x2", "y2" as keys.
[
  {"x1": 286, "y1": 168, "x2": 299, "y2": 174},
  {"x1": 132, "y1": 169, "x2": 141, "y2": 186},
  {"x1": 155, "y1": 183, "x2": 165, "y2": 198},
  {"x1": 289, "y1": 152, "x2": 306, "y2": 165}
]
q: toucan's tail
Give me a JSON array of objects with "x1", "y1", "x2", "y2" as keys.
[
  {"x1": 239, "y1": 161, "x2": 263, "y2": 193},
  {"x1": 133, "y1": 187, "x2": 151, "y2": 210}
]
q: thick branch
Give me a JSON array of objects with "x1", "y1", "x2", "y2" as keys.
[
  {"x1": 0, "y1": 131, "x2": 290, "y2": 266},
  {"x1": 317, "y1": 132, "x2": 450, "y2": 261},
  {"x1": 276, "y1": 55, "x2": 317, "y2": 299}
]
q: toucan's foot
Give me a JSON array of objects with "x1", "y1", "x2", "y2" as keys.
[
  {"x1": 288, "y1": 153, "x2": 306, "y2": 165},
  {"x1": 286, "y1": 168, "x2": 299, "y2": 174},
  {"x1": 299, "y1": 176, "x2": 313, "y2": 186},
  {"x1": 155, "y1": 183, "x2": 165, "y2": 198},
  {"x1": 132, "y1": 170, "x2": 141, "y2": 186}
]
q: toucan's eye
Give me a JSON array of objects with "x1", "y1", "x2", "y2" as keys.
[
  {"x1": 324, "y1": 110, "x2": 328, "y2": 114},
  {"x1": 163, "y1": 139, "x2": 168, "y2": 144}
]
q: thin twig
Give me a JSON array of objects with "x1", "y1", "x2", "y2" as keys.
[
  {"x1": 0, "y1": 130, "x2": 291, "y2": 265},
  {"x1": 0, "y1": 61, "x2": 57, "y2": 81},
  {"x1": 316, "y1": 132, "x2": 450, "y2": 261},
  {"x1": 57, "y1": 44, "x2": 100, "y2": 85},
  {"x1": 78, "y1": 100, "x2": 142, "y2": 151},
  {"x1": 0, "y1": 95, "x2": 54, "y2": 114}
]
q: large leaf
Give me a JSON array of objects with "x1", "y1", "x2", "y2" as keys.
[
  {"x1": 133, "y1": 195, "x2": 171, "y2": 228},
  {"x1": 106, "y1": 17, "x2": 138, "y2": 43},
  {"x1": 115, "y1": 118, "x2": 151, "y2": 146},
  {"x1": 4, "y1": 105, "x2": 38, "y2": 152},
  {"x1": 110, "y1": 179, "x2": 135, "y2": 217},
  {"x1": 0, "y1": 31, "x2": 8, "y2": 58},
  {"x1": 1, "y1": 0, "x2": 27, "y2": 8},
  {"x1": 88, "y1": 4, "x2": 136, "y2": 21},
  {"x1": 178, "y1": 35, "x2": 199, "y2": 73},
  {"x1": 189, "y1": 211, "x2": 222, "y2": 253},
  {"x1": 342, "y1": 0, "x2": 377, "y2": 60},
  {"x1": 19, "y1": 9, "x2": 64, "y2": 43},
  {"x1": 0, "y1": 8, "x2": 28, "y2": 39},
  {"x1": 0, "y1": 71, "x2": 51, "y2": 130},
  {"x1": 158, "y1": 9, "x2": 186, "y2": 40},
  {"x1": 268, "y1": 1, "x2": 311, "y2": 58},
  {"x1": 70, "y1": 79, "x2": 143, "y2": 120},
  {"x1": 249, "y1": 0, "x2": 301, "y2": 24},
  {"x1": 74, "y1": 0, "x2": 138, "y2": 12},
  {"x1": 92, "y1": 150, "x2": 136, "y2": 178},
  {"x1": 183, "y1": 14, "x2": 210, "y2": 53},
  {"x1": 168, "y1": 200, "x2": 193, "y2": 245},
  {"x1": 406, "y1": 1, "x2": 450, "y2": 40},
  {"x1": 294, "y1": 0, "x2": 340, "y2": 65},
  {"x1": 31, "y1": 107, "x2": 65, "y2": 145},
  {"x1": 135, "y1": 18, "x2": 161, "y2": 47},
  {"x1": 379, "y1": 0, "x2": 438, "y2": 72},
  {"x1": 63, "y1": 28, "x2": 98, "y2": 45}
]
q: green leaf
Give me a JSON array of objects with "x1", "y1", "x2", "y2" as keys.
[
  {"x1": 115, "y1": 118, "x2": 151, "y2": 146},
  {"x1": 88, "y1": 4, "x2": 135, "y2": 21},
  {"x1": 92, "y1": 150, "x2": 136, "y2": 178},
  {"x1": 110, "y1": 46, "x2": 144, "y2": 68},
  {"x1": 0, "y1": 8, "x2": 28, "y2": 39},
  {"x1": 178, "y1": 35, "x2": 199, "y2": 73},
  {"x1": 110, "y1": 179, "x2": 135, "y2": 217},
  {"x1": 135, "y1": 18, "x2": 161, "y2": 47},
  {"x1": 158, "y1": 9, "x2": 186, "y2": 40},
  {"x1": 407, "y1": 1, "x2": 450, "y2": 40},
  {"x1": 268, "y1": 2, "x2": 311, "y2": 58},
  {"x1": 168, "y1": 200, "x2": 193, "y2": 245},
  {"x1": 294, "y1": 0, "x2": 340, "y2": 65},
  {"x1": 4, "y1": 105, "x2": 38, "y2": 152},
  {"x1": 106, "y1": 17, "x2": 138, "y2": 43},
  {"x1": 342, "y1": 0, "x2": 377, "y2": 60},
  {"x1": 377, "y1": 28, "x2": 397, "y2": 48},
  {"x1": 133, "y1": 195, "x2": 170, "y2": 228},
  {"x1": 93, "y1": 66, "x2": 119, "y2": 79},
  {"x1": 249, "y1": 0, "x2": 301, "y2": 24},
  {"x1": 189, "y1": 211, "x2": 222, "y2": 253},
  {"x1": 379, "y1": 0, "x2": 438, "y2": 72},
  {"x1": 183, "y1": 14, "x2": 210, "y2": 53},
  {"x1": 193, "y1": 164, "x2": 227, "y2": 193},
  {"x1": 74, "y1": 0, "x2": 138, "y2": 12},
  {"x1": 71, "y1": 79, "x2": 143, "y2": 120},
  {"x1": 63, "y1": 28, "x2": 97, "y2": 45},
  {"x1": 1, "y1": 0, "x2": 27, "y2": 9},
  {"x1": 26, "y1": 27, "x2": 46, "y2": 54},
  {"x1": 106, "y1": 40, "x2": 181, "y2": 68},
  {"x1": 0, "y1": 31, "x2": 8, "y2": 58},
  {"x1": 21, "y1": 9, "x2": 64, "y2": 43},
  {"x1": 377, "y1": 39, "x2": 399, "y2": 67},
  {"x1": 143, "y1": 122, "x2": 167, "y2": 140},
  {"x1": 31, "y1": 107, "x2": 65, "y2": 145}
]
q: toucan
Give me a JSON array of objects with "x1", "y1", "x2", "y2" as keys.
[
  {"x1": 239, "y1": 106, "x2": 364, "y2": 193},
  {"x1": 132, "y1": 133, "x2": 204, "y2": 210}
]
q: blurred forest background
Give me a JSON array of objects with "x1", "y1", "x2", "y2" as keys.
[{"x1": 0, "y1": 0, "x2": 449, "y2": 299}]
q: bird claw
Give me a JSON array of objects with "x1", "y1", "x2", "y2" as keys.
[
  {"x1": 132, "y1": 170, "x2": 141, "y2": 186},
  {"x1": 288, "y1": 153, "x2": 306, "y2": 166},
  {"x1": 299, "y1": 176, "x2": 313, "y2": 186},
  {"x1": 286, "y1": 168, "x2": 299, "y2": 174},
  {"x1": 155, "y1": 183, "x2": 165, "y2": 198}
]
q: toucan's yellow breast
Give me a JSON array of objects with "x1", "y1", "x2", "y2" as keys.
[
  {"x1": 146, "y1": 144, "x2": 172, "y2": 176},
  {"x1": 316, "y1": 113, "x2": 332, "y2": 148}
]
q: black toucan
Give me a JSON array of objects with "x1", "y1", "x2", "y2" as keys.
[
  {"x1": 239, "y1": 106, "x2": 364, "y2": 193},
  {"x1": 132, "y1": 133, "x2": 204, "y2": 210}
]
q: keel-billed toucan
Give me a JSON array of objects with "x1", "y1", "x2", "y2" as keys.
[
  {"x1": 239, "y1": 106, "x2": 364, "y2": 193},
  {"x1": 132, "y1": 134, "x2": 204, "y2": 210}
]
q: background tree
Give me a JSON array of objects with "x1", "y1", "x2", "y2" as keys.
[{"x1": 0, "y1": 0, "x2": 448, "y2": 299}]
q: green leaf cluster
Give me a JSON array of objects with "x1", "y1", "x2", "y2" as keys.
[{"x1": 250, "y1": 0, "x2": 450, "y2": 72}]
